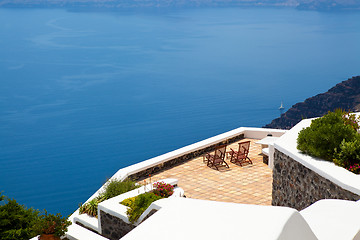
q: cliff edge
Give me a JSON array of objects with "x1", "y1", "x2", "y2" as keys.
[{"x1": 265, "y1": 76, "x2": 360, "y2": 129}]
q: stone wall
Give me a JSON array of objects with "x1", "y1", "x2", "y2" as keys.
[
  {"x1": 129, "y1": 133, "x2": 244, "y2": 181},
  {"x1": 272, "y1": 149, "x2": 360, "y2": 211},
  {"x1": 100, "y1": 211, "x2": 135, "y2": 240}
]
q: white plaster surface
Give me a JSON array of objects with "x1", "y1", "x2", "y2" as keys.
[
  {"x1": 256, "y1": 136, "x2": 283, "y2": 169},
  {"x1": 65, "y1": 224, "x2": 108, "y2": 240},
  {"x1": 274, "y1": 118, "x2": 360, "y2": 196},
  {"x1": 256, "y1": 136, "x2": 280, "y2": 146},
  {"x1": 262, "y1": 147, "x2": 269, "y2": 156},
  {"x1": 73, "y1": 212, "x2": 99, "y2": 233},
  {"x1": 121, "y1": 198, "x2": 317, "y2": 240},
  {"x1": 269, "y1": 144, "x2": 275, "y2": 169},
  {"x1": 301, "y1": 199, "x2": 360, "y2": 240},
  {"x1": 244, "y1": 128, "x2": 287, "y2": 139}
]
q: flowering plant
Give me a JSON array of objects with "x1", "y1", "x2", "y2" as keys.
[
  {"x1": 347, "y1": 163, "x2": 360, "y2": 174},
  {"x1": 152, "y1": 181, "x2": 174, "y2": 198},
  {"x1": 34, "y1": 210, "x2": 71, "y2": 237},
  {"x1": 342, "y1": 111, "x2": 360, "y2": 131}
]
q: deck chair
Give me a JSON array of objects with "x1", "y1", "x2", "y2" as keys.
[
  {"x1": 204, "y1": 145, "x2": 229, "y2": 170},
  {"x1": 229, "y1": 141, "x2": 252, "y2": 166}
]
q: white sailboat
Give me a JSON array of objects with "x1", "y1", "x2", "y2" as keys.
[{"x1": 279, "y1": 101, "x2": 285, "y2": 110}]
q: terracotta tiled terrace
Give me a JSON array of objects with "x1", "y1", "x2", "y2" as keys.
[{"x1": 138, "y1": 138, "x2": 273, "y2": 206}]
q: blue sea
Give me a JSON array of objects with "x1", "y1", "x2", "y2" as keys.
[{"x1": 0, "y1": 7, "x2": 359, "y2": 216}]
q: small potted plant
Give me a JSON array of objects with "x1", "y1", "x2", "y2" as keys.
[{"x1": 35, "y1": 210, "x2": 71, "y2": 240}]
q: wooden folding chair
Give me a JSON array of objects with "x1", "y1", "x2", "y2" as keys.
[
  {"x1": 204, "y1": 145, "x2": 229, "y2": 170},
  {"x1": 229, "y1": 141, "x2": 252, "y2": 166}
]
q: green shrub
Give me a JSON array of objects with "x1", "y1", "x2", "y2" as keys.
[
  {"x1": 125, "y1": 192, "x2": 162, "y2": 223},
  {"x1": 297, "y1": 110, "x2": 358, "y2": 161},
  {"x1": 101, "y1": 179, "x2": 140, "y2": 200},
  {"x1": 342, "y1": 111, "x2": 360, "y2": 131},
  {"x1": 120, "y1": 196, "x2": 136, "y2": 207},
  {"x1": 33, "y1": 210, "x2": 71, "y2": 237},
  {"x1": 79, "y1": 198, "x2": 100, "y2": 218},
  {"x1": 79, "y1": 178, "x2": 140, "y2": 217},
  {"x1": 0, "y1": 193, "x2": 39, "y2": 240},
  {"x1": 334, "y1": 136, "x2": 360, "y2": 168}
]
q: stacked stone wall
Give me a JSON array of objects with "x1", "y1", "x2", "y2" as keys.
[
  {"x1": 100, "y1": 211, "x2": 135, "y2": 240},
  {"x1": 272, "y1": 149, "x2": 360, "y2": 210}
]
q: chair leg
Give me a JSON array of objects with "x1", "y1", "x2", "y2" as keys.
[
  {"x1": 229, "y1": 151, "x2": 236, "y2": 163},
  {"x1": 212, "y1": 161, "x2": 219, "y2": 170}
]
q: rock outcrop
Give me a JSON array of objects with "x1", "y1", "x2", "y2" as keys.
[{"x1": 265, "y1": 76, "x2": 360, "y2": 129}]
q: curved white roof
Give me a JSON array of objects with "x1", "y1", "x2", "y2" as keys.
[{"x1": 121, "y1": 198, "x2": 317, "y2": 240}]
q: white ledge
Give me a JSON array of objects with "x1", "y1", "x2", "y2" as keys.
[{"x1": 73, "y1": 212, "x2": 99, "y2": 233}]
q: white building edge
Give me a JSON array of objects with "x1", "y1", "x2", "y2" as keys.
[{"x1": 57, "y1": 113, "x2": 360, "y2": 240}]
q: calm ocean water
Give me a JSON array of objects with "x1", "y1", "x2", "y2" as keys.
[{"x1": 0, "y1": 7, "x2": 359, "y2": 216}]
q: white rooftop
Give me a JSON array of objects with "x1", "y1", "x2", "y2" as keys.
[
  {"x1": 121, "y1": 197, "x2": 317, "y2": 240},
  {"x1": 301, "y1": 199, "x2": 360, "y2": 240}
]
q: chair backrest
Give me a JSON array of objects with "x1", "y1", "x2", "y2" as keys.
[
  {"x1": 238, "y1": 141, "x2": 250, "y2": 156},
  {"x1": 214, "y1": 145, "x2": 227, "y2": 159}
]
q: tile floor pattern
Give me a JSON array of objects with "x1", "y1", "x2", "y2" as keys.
[{"x1": 138, "y1": 138, "x2": 273, "y2": 206}]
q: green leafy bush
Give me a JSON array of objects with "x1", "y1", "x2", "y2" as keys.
[
  {"x1": 297, "y1": 110, "x2": 358, "y2": 161},
  {"x1": 334, "y1": 136, "x2": 360, "y2": 168},
  {"x1": 120, "y1": 196, "x2": 136, "y2": 207},
  {"x1": 101, "y1": 179, "x2": 140, "y2": 200},
  {"x1": 0, "y1": 193, "x2": 39, "y2": 240},
  {"x1": 79, "y1": 178, "x2": 140, "y2": 217},
  {"x1": 33, "y1": 210, "x2": 71, "y2": 237},
  {"x1": 121, "y1": 181, "x2": 175, "y2": 223},
  {"x1": 297, "y1": 109, "x2": 360, "y2": 172},
  {"x1": 0, "y1": 193, "x2": 70, "y2": 239},
  {"x1": 125, "y1": 192, "x2": 162, "y2": 223},
  {"x1": 79, "y1": 198, "x2": 100, "y2": 217},
  {"x1": 342, "y1": 111, "x2": 360, "y2": 131}
]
